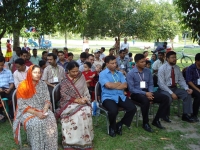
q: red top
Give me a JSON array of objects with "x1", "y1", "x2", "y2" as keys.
[
  {"x1": 64, "y1": 53, "x2": 68, "y2": 59},
  {"x1": 82, "y1": 70, "x2": 97, "y2": 87}
]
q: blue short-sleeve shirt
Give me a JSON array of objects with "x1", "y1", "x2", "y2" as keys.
[
  {"x1": 99, "y1": 68, "x2": 126, "y2": 103},
  {"x1": 0, "y1": 69, "x2": 14, "y2": 88}
]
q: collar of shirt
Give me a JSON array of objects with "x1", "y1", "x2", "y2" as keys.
[
  {"x1": 57, "y1": 59, "x2": 68, "y2": 64},
  {"x1": 132, "y1": 66, "x2": 148, "y2": 73},
  {"x1": 191, "y1": 64, "x2": 200, "y2": 70},
  {"x1": 157, "y1": 59, "x2": 166, "y2": 64},
  {"x1": 104, "y1": 68, "x2": 119, "y2": 74},
  {"x1": 94, "y1": 58, "x2": 103, "y2": 62}
]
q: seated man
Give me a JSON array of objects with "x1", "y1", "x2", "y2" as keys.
[
  {"x1": 57, "y1": 51, "x2": 68, "y2": 72},
  {"x1": 99, "y1": 56, "x2": 136, "y2": 137},
  {"x1": 30, "y1": 49, "x2": 41, "y2": 65},
  {"x1": 158, "y1": 51, "x2": 195, "y2": 122},
  {"x1": 13, "y1": 58, "x2": 29, "y2": 88},
  {"x1": 127, "y1": 54, "x2": 170, "y2": 132},
  {"x1": 79, "y1": 54, "x2": 95, "y2": 72},
  {"x1": 42, "y1": 53, "x2": 65, "y2": 100},
  {"x1": 76, "y1": 52, "x2": 87, "y2": 66},
  {"x1": 116, "y1": 49, "x2": 130, "y2": 75},
  {"x1": 186, "y1": 53, "x2": 200, "y2": 121},
  {"x1": 20, "y1": 50, "x2": 33, "y2": 67},
  {"x1": 0, "y1": 56, "x2": 15, "y2": 122}
]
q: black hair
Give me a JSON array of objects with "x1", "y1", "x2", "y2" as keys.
[
  {"x1": 33, "y1": 48, "x2": 37, "y2": 51},
  {"x1": 47, "y1": 53, "x2": 57, "y2": 60},
  {"x1": 101, "y1": 47, "x2": 105, "y2": 51},
  {"x1": 52, "y1": 48, "x2": 58, "y2": 52},
  {"x1": 84, "y1": 62, "x2": 92, "y2": 68},
  {"x1": 42, "y1": 51, "x2": 48, "y2": 55},
  {"x1": 20, "y1": 50, "x2": 28, "y2": 55},
  {"x1": 158, "y1": 52, "x2": 165, "y2": 56},
  {"x1": 134, "y1": 54, "x2": 145, "y2": 62},
  {"x1": 146, "y1": 60, "x2": 151, "y2": 65},
  {"x1": 7, "y1": 39, "x2": 10, "y2": 43},
  {"x1": 129, "y1": 53, "x2": 133, "y2": 57},
  {"x1": 143, "y1": 51, "x2": 148, "y2": 55},
  {"x1": 80, "y1": 52, "x2": 87, "y2": 59},
  {"x1": 63, "y1": 47, "x2": 68, "y2": 51},
  {"x1": 66, "y1": 61, "x2": 79, "y2": 71},
  {"x1": 195, "y1": 53, "x2": 200, "y2": 61},
  {"x1": 119, "y1": 49, "x2": 125, "y2": 54},
  {"x1": 68, "y1": 52, "x2": 74, "y2": 57},
  {"x1": 32, "y1": 65, "x2": 40, "y2": 71},
  {"x1": 39, "y1": 60, "x2": 46, "y2": 67},
  {"x1": 16, "y1": 47, "x2": 22, "y2": 51},
  {"x1": 166, "y1": 51, "x2": 176, "y2": 59},
  {"x1": 58, "y1": 51, "x2": 64, "y2": 55},
  {"x1": 0, "y1": 56, "x2": 5, "y2": 63},
  {"x1": 86, "y1": 54, "x2": 94, "y2": 59},
  {"x1": 109, "y1": 48, "x2": 114, "y2": 52},
  {"x1": 104, "y1": 56, "x2": 116, "y2": 63},
  {"x1": 15, "y1": 58, "x2": 25, "y2": 65},
  {"x1": 102, "y1": 63, "x2": 106, "y2": 70}
]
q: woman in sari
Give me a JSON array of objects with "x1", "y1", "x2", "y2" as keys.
[
  {"x1": 55, "y1": 61, "x2": 94, "y2": 150},
  {"x1": 13, "y1": 65, "x2": 58, "y2": 150},
  {"x1": 5, "y1": 39, "x2": 12, "y2": 62}
]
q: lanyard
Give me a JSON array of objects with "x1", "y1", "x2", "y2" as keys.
[
  {"x1": 51, "y1": 66, "x2": 58, "y2": 77},
  {"x1": 112, "y1": 72, "x2": 119, "y2": 83},
  {"x1": 120, "y1": 59, "x2": 124, "y2": 65},
  {"x1": 196, "y1": 69, "x2": 200, "y2": 78},
  {"x1": 138, "y1": 73, "x2": 144, "y2": 81}
]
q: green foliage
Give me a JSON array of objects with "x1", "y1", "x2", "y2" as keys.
[{"x1": 174, "y1": 0, "x2": 200, "y2": 44}]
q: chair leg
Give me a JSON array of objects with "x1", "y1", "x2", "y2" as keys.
[
  {"x1": 177, "y1": 99, "x2": 180, "y2": 117},
  {"x1": 136, "y1": 110, "x2": 139, "y2": 127}
]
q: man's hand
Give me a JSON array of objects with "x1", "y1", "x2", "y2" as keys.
[
  {"x1": 4, "y1": 89, "x2": 11, "y2": 94},
  {"x1": 186, "y1": 89, "x2": 193, "y2": 95},
  {"x1": 171, "y1": 93, "x2": 178, "y2": 100},
  {"x1": 145, "y1": 92, "x2": 154, "y2": 100}
]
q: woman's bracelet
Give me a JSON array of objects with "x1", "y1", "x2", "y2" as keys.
[{"x1": 32, "y1": 109, "x2": 35, "y2": 116}]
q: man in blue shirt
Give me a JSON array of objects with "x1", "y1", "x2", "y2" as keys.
[
  {"x1": 127, "y1": 54, "x2": 170, "y2": 132},
  {"x1": 99, "y1": 56, "x2": 136, "y2": 137},
  {"x1": 0, "y1": 56, "x2": 15, "y2": 122},
  {"x1": 116, "y1": 49, "x2": 130, "y2": 75},
  {"x1": 186, "y1": 53, "x2": 200, "y2": 121}
]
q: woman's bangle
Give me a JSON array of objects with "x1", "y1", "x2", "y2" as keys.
[
  {"x1": 43, "y1": 107, "x2": 48, "y2": 110},
  {"x1": 32, "y1": 109, "x2": 35, "y2": 116}
]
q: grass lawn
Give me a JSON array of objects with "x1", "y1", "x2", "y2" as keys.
[{"x1": 0, "y1": 47, "x2": 200, "y2": 150}]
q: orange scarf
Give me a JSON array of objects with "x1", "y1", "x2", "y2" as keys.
[{"x1": 16, "y1": 65, "x2": 37, "y2": 99}]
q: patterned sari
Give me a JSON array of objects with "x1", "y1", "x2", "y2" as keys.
[
  {"x1": 55, "y1": 72, "x2": 94, "y2": 150},
  {"x1": 13, "y1": 66, "x2": 58, "y2": 150}
]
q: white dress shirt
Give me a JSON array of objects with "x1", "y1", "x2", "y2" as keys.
[
  {"x1": 152, "y1": 59, "x2": 167, "y2": 74},
  {"x1": 120, "y1": 42, "x2": 129, "y2": 51}
]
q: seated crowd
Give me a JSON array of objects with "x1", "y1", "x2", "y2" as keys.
[{"x1": 0, "y1": 44, "x2": 200, "y2": 149}]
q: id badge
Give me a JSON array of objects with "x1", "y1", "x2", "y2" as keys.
[
  {"x1": 140, "y1": 81, "x2": 146, "y2": 88},
  {"x1": 53, "y1": 77, "x2": 58, "y2": 82},
  {"x1": 121, "y1": 64, "x2": 125, "y2": 69},
  {"x1": 197, "y1": 79, "x2": 200, "y2": 85}
]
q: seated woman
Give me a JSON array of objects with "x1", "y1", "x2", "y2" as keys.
[
  {"x1": 55, "y1": 61, "x2": 94, "y2": 150},
  {"x1": 13, "y1": 65, "x2": 58, "y2": 150}
]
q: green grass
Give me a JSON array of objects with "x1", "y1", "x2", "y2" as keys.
[{"x1": 0, "y1": 46, "x2": 200, "y2": 150}]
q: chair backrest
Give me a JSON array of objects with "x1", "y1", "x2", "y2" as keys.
[
  {"x1": 182, "y1": 67, "x2": 188, "y2": 80},
  {"x1": 52, "y1": 83, "x2": 61, "y2": 112},
  {"x1": 12, "y1": 89, "x2": 17, "y2": 112},
  {"x1": 153, "y1": 74, "x2": 158, "y2": 87},
  {"x1": 94, "y1": 82, "x2": 102, "y2": 104}
]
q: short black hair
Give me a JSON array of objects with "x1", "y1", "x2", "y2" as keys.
[
  {"x1": 63, "y1": 47, "x2": 68, "y2": 51},
  {"x1": 102, "y1": 63, "x2": 106, "y2": 70},
  {"x1": 47, "y1": 53, "x2": 57, "y2": 60},
  {"x1": 101, "y1": 47, "x2": 105, "y2": 51},
  {"x1": 67, "y1": 61, "x2": 79, "y2": 71},
  {"x1": 33, "y1": 48, "x2": 37, "y2": 51},
  {"x1": 0, "y1": 56, "x2": 5, "y2": 63},
  {"x1": 119, "y1": 49, "x2": 125, "y2": 54},
  {"x1": 84, "y1": 62, "x2": 92, "y2": 68},
  {"x1": 134, "y1": 54, "x2": 145, "y2": 62},
  {"x1": 105, "y1": 56, "x2": 116, "y2": 63},
  {"x1": 195, "y1": 53, "x2": 200, "y2": 61},
  {"x1": 166, "y1": 51, "x2": 176, "y2": 59},
  {"x1": 20, "y1": 50, "x2": 28, "y2": 55},
  {"x1": 42, "y1": 51, "x2": 48, "y2": 55},
  {"x1": 16, "y1": 47, "x2": 21, "y2": 51},
  {"x1": 143, "y1": 51, "x2": 148, "y2": 55},
  {"x1": 39, "y1": 60, "x2": 46, "y2": 67},
  {"x1": 68, "y1": 52, "x2": 74, "y2": 57},
  {"x1": 129, "y1": 53, "x2": 132, "y2": 57},
  {"x1": 80, "y1": 52, "x2": 87, "y2": 59},
  {"x1": 15, "y1": 58, "x2": 25, "y2": 65},
  {"x1": 158, "y1": 52, "x2": 165, "y2": 56},
  {"x1": 109, "y1": 48, "x2": 114, "y2": 52},
  {"x1": 58, "y1": 51, "x2": 64, "y2": 55},
  {"x1": 86, "y1": 54, "x2": 94, "y2": 59},
  {"x1": 146, "y1": 60, "x2": 151, "y2": 65}
]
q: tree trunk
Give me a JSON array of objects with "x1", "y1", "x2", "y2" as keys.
[
  {"x1": 65, "y1": 30, "x2": 67, "y2": 47},
  {"x1": 0, "y1": 29, "x2": 6, "y2": 54},
  {"x1": 13, "y1": 29, "x2": 20, "y2": 51}
]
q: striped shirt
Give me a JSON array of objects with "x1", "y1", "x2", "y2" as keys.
[
  {"x1": 41, "y1": 65, "x2": 65, "y2": 83},
  {"x1": 158, "y1": 62, "x2": 188, "y2": 94},
  {"x1": 0, "y1": 69, "x2": 14, "y2": 88},
  {"x1": 186, "y1": 64, "x2": 200, "y2": 85}
]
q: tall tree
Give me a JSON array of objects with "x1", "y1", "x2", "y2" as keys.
[{"x1": 174, "y1": 0, "x2": 200, "y2": 44}]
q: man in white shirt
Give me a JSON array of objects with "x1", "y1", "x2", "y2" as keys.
[
  {"x1": 100, "y1": 47, "x2": 106, "y2": 60},
  {"x1": 120, "y1": 38, "x2": 129, "y2": 52},
  {"x1": 13, "y1": 58, "x2": 29, "y2": 88},
  {"x1": 93, "y1": 49, "x2": 104, "y2": 67},
  {"x1": 152, "y1": 52, "x2": 166, "y2": 74}
]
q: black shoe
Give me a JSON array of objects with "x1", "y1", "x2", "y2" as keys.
[
  {"x1": 109, "y1": 127, "x2": 116, "y2": 137},
  {"x1": 152, "y1": 120, "x2": 165, "y2": 129},
  {"x1": 116, "y1": 122, "x2": 122, "y2": 135},
  {"x1": 162, "y1": 116, "x2": 171, "y2": 123},
  {"x1": 182, "y1": 114, "x2": 195, "y2": 123},
  {"x1": 143, "y1": 123, "x2": 153, "y2": 132},
  {"x1": 191, "y1": 116, "x2": 199, "y2": 122}
]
